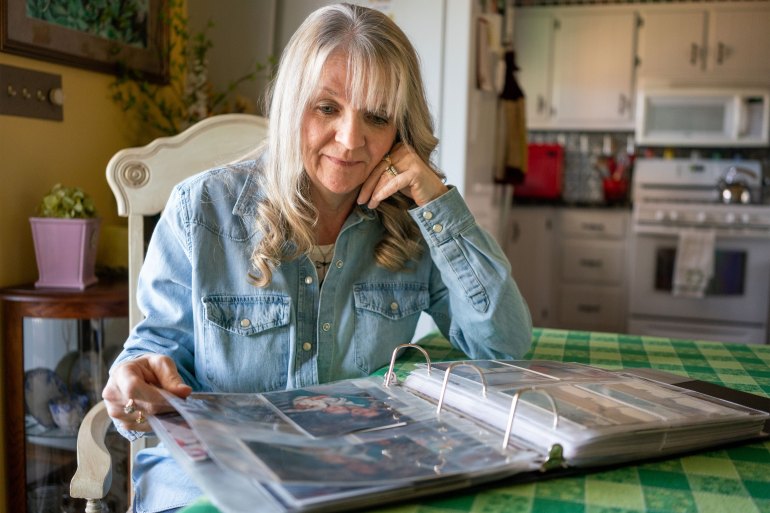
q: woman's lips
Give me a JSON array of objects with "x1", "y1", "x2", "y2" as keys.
[{"x1": 326, "y1": 155, "x2": 362, "y2": 167}]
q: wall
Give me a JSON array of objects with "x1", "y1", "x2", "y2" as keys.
[{"x1": 0, "y1": 51, "x2": 134, "y2": 513}]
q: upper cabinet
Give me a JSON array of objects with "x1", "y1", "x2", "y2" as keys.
[
  {"x1": 514, "y1": 6, "x2": 638, "y2": 131},
  {"x1": 637, "y1": 3, "x2": 770, "y2": 84}
]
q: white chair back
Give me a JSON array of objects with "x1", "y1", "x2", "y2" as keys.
[{"x1": 71, "y1": 113, "x2": 269, "y2": 512}]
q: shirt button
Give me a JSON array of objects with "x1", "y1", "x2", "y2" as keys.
[
  {"x1": 302, "y1": 342, "x2": 312, "y2": 351},
  {"x1": 422, "y1": 211, "x2": 434, "y2": 220},
  {"x1": 335, "y1": 260, "x2": 343, "y2": 269},
  {"x1": 239, "y1": 318, "x2": 251, "y2": 328},
  {"x1": 322, "y1": 322, "x2": 331, "y2": 332},
  {"x1": 390, "y1": 301, "x2": 399, "y2": 311},
  {"x1": 432, "y1": 223, "x2": 443, "y2": 233},
  {"x1": 305, "y1": 276, "x2": 313, "y2": 285}
]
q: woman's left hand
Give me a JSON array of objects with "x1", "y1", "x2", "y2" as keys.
[{"x1": 357, "y1": 143, "x2": 448, "y2": 209}]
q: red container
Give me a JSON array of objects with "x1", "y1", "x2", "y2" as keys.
[{"x1": 514, "y1": 144, "x2": 564, "y2": 200}]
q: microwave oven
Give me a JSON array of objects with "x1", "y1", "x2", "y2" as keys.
[{"x1": 635, "y1": 88, "x2": 770, "y2": 147}]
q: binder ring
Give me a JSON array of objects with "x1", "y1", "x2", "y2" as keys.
[
  {"x1": 436, "y1": 362, "x2": 488, "y2": 415},
  {"x1": 502, "y1": 387, "x2": 559, "y2": 449},
  {"x1": 384, "y1": 343, "x2": 432, "y2": 387}
]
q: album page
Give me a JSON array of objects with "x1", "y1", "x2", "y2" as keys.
[{"x1": 403, "y1": 360, "x2": 770, "y2": 465}]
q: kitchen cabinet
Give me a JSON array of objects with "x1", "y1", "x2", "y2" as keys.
[
  {"x1": 514, "y1": 6, "x2": 638, "y2": 131},
  {"x1": 556, "y1": 209, "x2": 630, "y2": 333},
  {"x1": 637, "y1": 3, "x2": 770, "y2": 84},
  {"x1": 505, "y1": 207, "x2": 631, "y2": 332},
  {"x1": 505, "y1": 206, "x2": 557, "y2": 328},
  {"x1": 513, "y1": 10, "x2": 555, "y2": 127}
]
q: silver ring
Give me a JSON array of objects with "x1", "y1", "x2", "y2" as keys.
[
  {"x1": 123, "y1": 399, "x2": 136, "y2": 415},
  {"x1": 386, "y1": 165, "x2": 399, "y2": 177}
]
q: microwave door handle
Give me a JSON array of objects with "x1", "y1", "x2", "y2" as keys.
[{"x1": 737, "y1": 97, "x2": 749, "y2": 136}]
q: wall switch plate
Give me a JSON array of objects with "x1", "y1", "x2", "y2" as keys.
[{"x1": 0, "y1": 64, "x2": 63, "y2": 121}]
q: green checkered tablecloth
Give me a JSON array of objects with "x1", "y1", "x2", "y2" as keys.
[{"x1": 182, "y1": 328, "x2": 770, "y2": 513}]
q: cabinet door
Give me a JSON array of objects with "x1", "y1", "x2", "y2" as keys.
[
  {"x1": 709, "y1": 5, "x2": 770, "y2": 80},
  {"x1": 513, "y1": 10, "x2": 556, "y2": 128},
  {"x1": 505, "y1": 207, "x2": 555, "y2": 327},
  {"x1": 550, "y1": 11, "x2": 637, "y2": 130},
  {"x1": 637, "y1": 9, "x2": 707, "y2": 78}
]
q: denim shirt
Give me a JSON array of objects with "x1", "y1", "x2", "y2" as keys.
[{"x1": 115, "y1": 160, "x2": 532, "y2": 512}]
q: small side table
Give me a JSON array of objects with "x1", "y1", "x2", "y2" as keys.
[{"x1": 1, "y1": 280, "x2": 129, "y2": 513}]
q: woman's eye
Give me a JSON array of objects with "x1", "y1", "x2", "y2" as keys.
[
  {"x1": 317, "y1": 104, "x2": 337, "y2": 115},
  {"x1": 366, "y1": 112, "x2": 390, "y2": 126}
]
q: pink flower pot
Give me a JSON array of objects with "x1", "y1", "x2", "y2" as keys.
[{"x1": 30, "y1": 217, "x2": 101, "y2": 289}]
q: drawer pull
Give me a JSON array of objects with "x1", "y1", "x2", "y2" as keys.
[
  {"x1": 579, "y1": 258, "x2": 603, "y2": 268},
  {"x1": 580, "y1": 222, "x2": 605, "y2": 232},
  {"x1": 577, "y1": 304, "x2": 601, "y2": 313}
]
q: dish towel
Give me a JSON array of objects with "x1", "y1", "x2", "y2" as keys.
[{"x1": 673, "y1": 229, "x2": 716, "y2": 298}]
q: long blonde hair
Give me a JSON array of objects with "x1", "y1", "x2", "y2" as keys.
[{"x1": 250, "y1": 3, "x2": 440, "y2": 286}]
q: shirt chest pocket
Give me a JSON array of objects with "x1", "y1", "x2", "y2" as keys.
[
  {"x1": 201, "y1": 294, "x2": 292, "y2": 391},
  {"x1": 353, "y1": 283, "x2": 429, "y2": 320},
  {"x1": 352, "y1": 283, "x2": 429, "y2": 374}
]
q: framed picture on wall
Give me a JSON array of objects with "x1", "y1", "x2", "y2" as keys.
[{"x1": 0, "y1": 0, "x2": 169, "y2": 82}]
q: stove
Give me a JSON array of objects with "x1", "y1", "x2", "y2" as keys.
[{"x1": 628, "y1": 158, "x2": 770, "y2": 345}]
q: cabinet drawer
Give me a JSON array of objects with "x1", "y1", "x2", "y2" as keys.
[
  {"x1": 560, "y1": 211, "x2": 627, "y2": 239},
  {"x1": 561, "y1": 240, "x2": 625, "y2": 285},
  {"x1": 558, "y1": 284, "x2": 626, "y2": 332}
]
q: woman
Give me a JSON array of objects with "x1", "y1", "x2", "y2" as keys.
[{"x1": 103, "y1": 3, "x2": 532, "y2": 512}]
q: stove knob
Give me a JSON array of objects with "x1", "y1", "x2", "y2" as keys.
[
  {"x1": 654, "y1": 210, "x2": 665, "y2": 222},
  {"x1": 668, "y1": 211, "x2": 679, "y2": 222},
  {"x1": 725, "y1": 212, "x2": 736, "y2": 224},
  {"x1": 695, "y1": 212, "x2": 707, "y2": 223},
  {"x1": 741, "y1": 213, "x2": 751, "y2": 224}
]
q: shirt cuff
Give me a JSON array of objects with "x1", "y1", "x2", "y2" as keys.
[{"x1": 409, "y1": 186, "x2": 475, "y2": 245}]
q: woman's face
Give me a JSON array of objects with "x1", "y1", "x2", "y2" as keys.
[{"x1": 301, "y1": 51, "x2": 397, "y2": 205}]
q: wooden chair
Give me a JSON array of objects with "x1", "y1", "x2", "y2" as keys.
[{"x1": 69, "y1": 114, "x2": 269, "y2": 512}]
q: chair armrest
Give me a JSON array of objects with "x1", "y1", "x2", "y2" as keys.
[{"x1": 70, "y1": 401, "x2": 113, "y2": 501}]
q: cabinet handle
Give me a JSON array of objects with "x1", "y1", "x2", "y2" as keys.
[
  {"x1": 537, "y1": 95, "x2": 547, "y2": 114},
  {"x1": 511, "y1": 221, "x2": 520, "y2": 243},
  {"x1": 580, "y1": 222, "x2": 605, "y2": 233},
  {"x1": 716, "y1": 42, "x2": 725, "y2": 65},
  {"x1": 690, "y1": 43, "x2": 699, "y2": 66},
  {"x1": 618, "y1": 94, "x2": 632, "y2": 115},
  {"x1": 579, "y1": 258, "x2": 603, "y2": 269},
  {"x1": 577, "y1": 304, "x2": 601, "y2": 314}
]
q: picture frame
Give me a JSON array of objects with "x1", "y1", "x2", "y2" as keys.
[{"x1": 0, "y1": 0, "x2": 169, "y2": 82}]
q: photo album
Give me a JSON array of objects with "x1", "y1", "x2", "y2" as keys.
[{"x1": 150, "y1": 346, "x2": 770, "y2": 513}]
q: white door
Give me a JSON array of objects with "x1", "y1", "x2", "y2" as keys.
[
  {"x1": 550, "y1": 11, "x2": 637, "y2": 130},
  {"x1": 505, "y1": 207, "x2": 556, "y2": 327},
  {"x1": 709, "y1": 5, "x2": 770, "y2": 81},
  {"x1": 514, "y1": 10, "x2": 556, "y2": 128},
  {"x1": 637, "y1": 9, "x2": 707, "y2": 78}
]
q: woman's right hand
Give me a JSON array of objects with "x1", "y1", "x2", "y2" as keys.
[{"x1": 101, "y1": 354, "x2": 192, "y2": 432}]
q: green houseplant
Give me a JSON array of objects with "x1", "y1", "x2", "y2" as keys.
[{"x1": 30, "y1": 184, "x2": 101, "y2": 289}]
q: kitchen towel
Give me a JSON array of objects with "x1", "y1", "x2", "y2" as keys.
[{"x1": 673, "y1": 229, "x2": 716, "y2": 298}]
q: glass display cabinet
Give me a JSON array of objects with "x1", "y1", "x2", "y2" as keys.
[{"x1": 1, "y1": 280, "x2": 130, "y2": 513}]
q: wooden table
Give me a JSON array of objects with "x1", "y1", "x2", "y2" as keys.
[{"x1": 0, "y1": 280, "x2": 128, "y2": 513}]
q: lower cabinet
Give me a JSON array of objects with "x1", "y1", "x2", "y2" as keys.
[{"x1": 506, "y1": 207, "x2": 630, "y2": 333}]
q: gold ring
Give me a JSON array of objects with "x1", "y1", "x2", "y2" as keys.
[
  {"x1": 135, "y1": 411, "x2": 146, "y2": 424},
  {"x1": 386, "y1": 165, "x2": 399, "y2": 177},
  {"x1": 383, "y1": 154, "x2": 392, "y2": 167},
  {"x1": 123, "y1": 399, "x2": 136, "y2": 415}
]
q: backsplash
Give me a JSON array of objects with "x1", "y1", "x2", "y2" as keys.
[{"x1": 528, "y1": 130, "x2": 770, "y2": 205}]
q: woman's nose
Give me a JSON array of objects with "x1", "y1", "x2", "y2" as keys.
[{"x1": 335, "y1": 112, "x2": 365, "y2": 149}]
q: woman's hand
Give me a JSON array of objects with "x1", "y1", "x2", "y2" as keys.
[
  {"x1": 102, "y1": 354, "x2": 192, "y2": 432},
  {"x1": 357, "y1": 142, "x2": 448, "y2": 209}
]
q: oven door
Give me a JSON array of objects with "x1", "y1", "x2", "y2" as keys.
[{"x1": 629, "y1": 230, "x2": 770, "y2": 333}]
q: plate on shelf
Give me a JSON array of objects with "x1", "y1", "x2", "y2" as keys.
[
  {"x1": 24, "y1": 368, "x2": 67, "y2": 429},
  {"x1": 69, "y1": 351, "x2": 108, "y2": 406}
]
